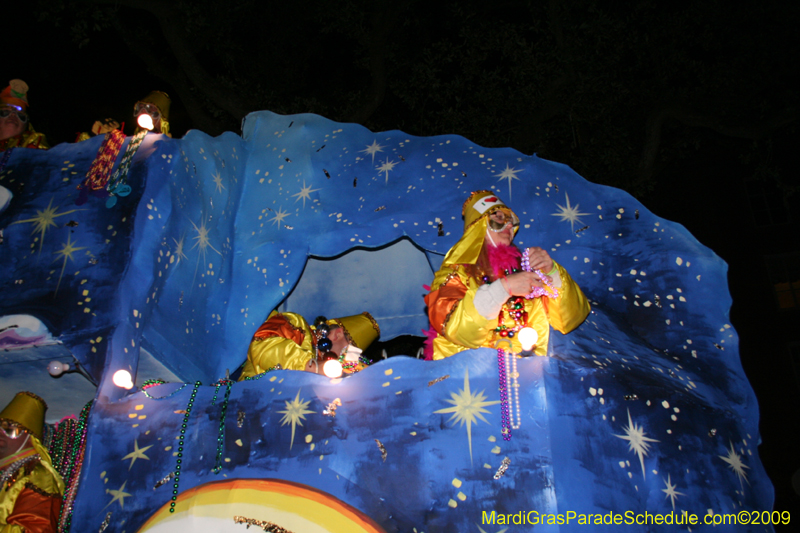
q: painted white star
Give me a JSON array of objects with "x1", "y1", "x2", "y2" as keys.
[
  {"x1": 494, "y1": 164, "x2": 523, "y2": 199},
  {"x1": 661, "y1": 474, "x2": 686, "y2": 510},
  {"x1": 376, "y1": 158, "x2": 398, "y2": 184},
  {"x1": 270, "y1": 207, "x2": 291, "y2": 229},
  {"x1": 551, "y1": 193, "x2": 589, "y2": 232},
  {"x1": 211, "y1": 171, "x2": 225, "y2": 194},
  {"x1": 291, "y1": 180, "x2": 320, "y2": 208},
  {"x1": 614, "y1": 409, "x2": 659, "y2": 479},
  {"x1": 360, "y1": 140, "x2": 385, "y2": 163},
  {"x1": 719, "y1": 441, "x2": 750, "y2": 491}
]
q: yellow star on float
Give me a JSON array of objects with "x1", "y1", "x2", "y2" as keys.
[
  {"x1": 11, "y1": 197, "x2": 84, "y2": 254},
  {"x1": 122, "y1": 438, "x2": 154, "y2": 470},
  {"x1": 434, "y1": 368, "x2": 499, "y2": 464},
  {"x1": 52, "y1": 234, "x2": 86, "y2": 296},
  {"x1": 279, "y1": 390, "x2": 314, "y2": 450},
  {"x1": 104, "y1": 481, "x2": 131, "y2": 509}
]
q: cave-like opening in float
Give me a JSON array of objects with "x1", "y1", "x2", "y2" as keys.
[{"x1": 275, "y1": 237, "x2": 440, "y2": 363}]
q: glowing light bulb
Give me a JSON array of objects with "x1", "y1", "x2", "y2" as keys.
[
  {"x1": 518, "y1": 327, "x2": 538, "y2": 352},
  {"x1": 137, "y1": 112, "x2": 154, "y2": 130},
  {"x1": 112, "y1": 369, "x2": 134, "y2": 389},
  {"x1": 47, "y1": 361, "x2": 69, "y2": 377},
  {"x1": 323, "y1": 359, "x2": 343, "y2": 378}
]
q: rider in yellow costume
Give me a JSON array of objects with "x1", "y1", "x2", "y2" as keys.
[
  {"x1": 0, "y1": 392, "x2": 64, "y2": 533},
  {"x1": 425, "y1": 190, "x2": 590, "y2": 358},
  {"x1": 239, "y1": 311, "x2": 380, "y2": 379}
]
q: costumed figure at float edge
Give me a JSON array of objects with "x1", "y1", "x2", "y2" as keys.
[
  {"x1": 239, "y1": 311, "x2": 380, "y2": 380},
  {"x1": 425, "y1": 190, "x2": 590, "y2": 358},
  {"x1": 133, "y1": 90, "x2": 171, "y2": 137},
  {"x1": 0, "y1": 80, "x2": 48, "y2": 152},
  {"x1": 0, "y1": 392, "x2": 64, "y2": 533}
]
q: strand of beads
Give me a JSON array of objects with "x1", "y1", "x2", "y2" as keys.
[
  {"x1": 497, "y1": 348, "x2": 512, "y2": 441},
  {"x1": 58, "y1": 400, "x2": 93, "y2": 533},
  {"x1": 170, "y1": 382, "x2": 200, "y2": 513},
  {"x1": 494, "y1": 296, "x2": 528, "y2": 339},
  {"x1": 521, "y1": 248, "x2": 559, "y2": 299},
  {"x1": 0, "y1": 148, "x2": 13, "y2": 174},
  {"x1": 212, "y1": 380, "x2": 233, "y2": 474},
  {"x1": 142, "y1": 380, "x2": 188, "y2": 400},
  {"x1": 505, "y1": 350, "x2": 521, "y2": 430},
  {"x1": 243, "y1": 364, "x2": 282, "y2": 380},
  {"x1": 339, "y1": 355, "x2": 371, "y2": 373}
]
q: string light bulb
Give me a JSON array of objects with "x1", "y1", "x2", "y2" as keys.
[
  {"x1": 136, "y1": 112, "x2": 154, "y2": 130},
  {"x1": 323, "y1": 358, "x2": 343, "y2": 378},
  {"x1": 518, "y1": 327, "x2": 538, "y2": 356},
  {"x1": 112, "y1": 370, "x2": 134, "y2": 389},
  {"x1": 47, "y1": 360, "x2": 70, "y2": 377}
]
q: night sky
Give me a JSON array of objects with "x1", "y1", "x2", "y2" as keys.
[{"x1": 10, "y1": 0, "x2": 800, "y2": 521}]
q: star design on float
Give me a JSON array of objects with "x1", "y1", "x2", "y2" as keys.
[
  {"x1": 279, "y1": 390, "x2": 315, "y2": 450},
  {"x1": 360, "y1": 140, "x2": 385, "y2": 164},
  {"x1": 211, "y1": 170, "x2": 225, "y2": 194},
  {"x1": 189, "y1": 217, "x2": 222, "y2": 287},
  {"x1": 104, "y1": 481, "x2": 131, "y2": 509},
  {"x1": 494, "y1": 164, "x2": 523, "y2": 199},
  {"x1": 291, "y1": 180, "x2": 320, "y2": 208},
  {"x1": 270, "y1": 207, "x2": 291, "y2": 229},
  {"x1": 52, "y1": 234, "x2": 86, "y2": 296},
  {"x1": 661, "y1": 474, "x2": 685, "y2": 510},
  {"x1": 434, "y1": 368, "x2": 499, "y2": 464},
  {"x1": 173, "y1": 234, "x2": 188, "y2": 264},
  {"x1": 614, "y1": 409, "x2": 659, "y2": 479},
  {"x1": 10, "y1": 197, "x2": 84, "y2": 254},
  {"x1": 551, "y1": 193, "x2": 589, "y2": 232},
  {"x1": 376, "y1": 158, "x2": 398, "y2": 184},
  {"x1": 122, "y1": 439, "x2": 154, "y2": 470},
  {"x1": 719, "y1": 441, "x2": 750, "y2": 491}
]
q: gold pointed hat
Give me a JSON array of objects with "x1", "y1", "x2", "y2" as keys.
[
  {"x1": 327, "y1": 312, "x2": 380, "y2": 350},
  {"x1": 441, "y1": 190, "x2": 520, "y2": 267},
  {"x1": 0, "y1": 391, "x2": 47, "y2": 440},
  {"x1": 137, "y1": 90, "x2": 171, "y2": 120}
]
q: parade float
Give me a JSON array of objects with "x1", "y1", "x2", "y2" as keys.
[{"x1": 0, "y1": 111, "x2": 772, "y2": 531}]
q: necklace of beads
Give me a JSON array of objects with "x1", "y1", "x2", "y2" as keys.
[
  {"x1": 243, "y1": 364, "x2": 282, "y2": 380},
  {"x1": 496, "y1": 349, "x2": 521, "y2": 441},
  {"x1": 521, "y1": 249, "x2": 559, "y2": 299},
  {"x1": 0, "y1": 453, "x2": 40, "y2": 489},
  {"x1": 58, "y1": 400, "x2": 92, "y2": 532},
  {"x1": 338, "y1": 354, "x2": 371, "y2": 373},
  {"x1": 170, "y1": 382, "x2": 200, "y2": 513},
  {"x1": 142, "y1": 380, "x2": 189, "y2": 400},
  {"x1": 211, "y1": 380, "x2": 233, "y2": 474},
  {"x1": 494, "y1": 296, "x2": 528, "y2": 339},
  {"x1": 0, "y1": 148, "x2": 13, "y2": 175}
]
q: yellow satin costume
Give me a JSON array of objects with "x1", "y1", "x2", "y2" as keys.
[
  {"x1": 1, "y1": 393, "x2": 64, "y2": 533},
  {"x1": 425, "y1": 190, "x2": 590, "y2": 358},
  {"x1": 239, "y1": 311, "x2": 379, "y2": 379},
  {"x1": 0, "y1": 126, "x2": 48, "y2": 152}
]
